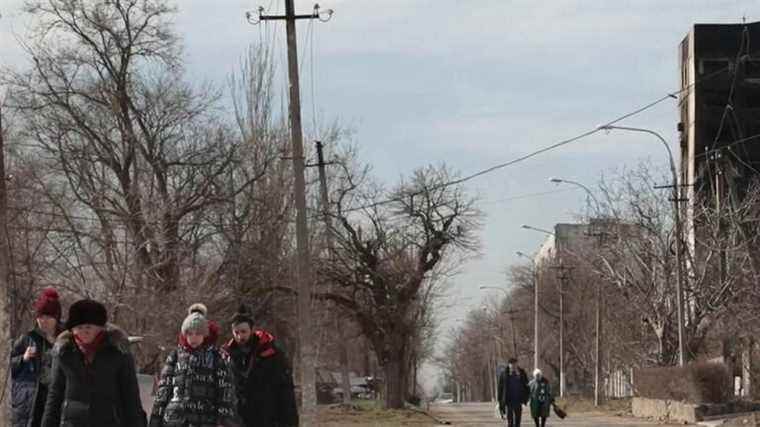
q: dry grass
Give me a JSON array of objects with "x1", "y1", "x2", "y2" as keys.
[{"x1": 316, "y1": 400, "x2": 437, "y2": 426}]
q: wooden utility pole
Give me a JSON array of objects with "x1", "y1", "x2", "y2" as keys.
[
  {"x1": 0, "y1": 101, "x2": 11, "y2": 426},
  {"x1": 550, "y1": 264, "x2": 573, "y2": 398},
  {"x1": 250, "y1": 3, "x2": 332, "y2": 423},
  {"x1": 314, "y1": 140, "x2": 353, "y2": 404}
]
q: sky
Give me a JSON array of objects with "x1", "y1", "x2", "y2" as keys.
[{"x1": 1, "y1": 0, "x2": 757, "y2": 393}]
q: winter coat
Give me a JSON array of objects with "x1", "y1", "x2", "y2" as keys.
[
  {"x1": 11, "y1": 327, "x2": 59, "y2": 427},
  {"x1": 497, "y1": 366, "x2": 529, "y2": 411},
  {"x1": 149, "y1": 342, "x2": 238, "y2": 427},
  {"x1": 221, "y1": 331, "x2": 299, "y2": 427},
  {"x1": 41, "y1": 326, "x2": 147, "y2": 427},
  {"x1": 529, "y1": 377, "x2": 553, "y2": 419}
]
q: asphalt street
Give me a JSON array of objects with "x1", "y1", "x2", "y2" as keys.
[{"x1": 429, "y1": 402, "x2": 691, "y2": 427}]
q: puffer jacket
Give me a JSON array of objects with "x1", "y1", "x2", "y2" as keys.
[
  {"x1": 149, "y1": 341, "x2": 238, "y2": 427},
  {"x1": 221, "y1": 331, "x2": 298, "y2": 427},
  {"x1": 41, "y1": 325, "x2": 147, "y2": 427},
  {"x1": 11, "y1": 327, "x2": 60, "y2": 427}
]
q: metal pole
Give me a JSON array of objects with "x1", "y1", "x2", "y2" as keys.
[
  {"x1": 599, "y1": 125, "x2": 686, "y2": 366},
  {"x1": 559, "y1": 275, "x2": 565, "y2": 397},
  {"x1": 534, "y1": 266, "x2": 539, "y2": 371}
]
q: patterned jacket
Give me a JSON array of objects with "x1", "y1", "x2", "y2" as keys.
[{"x1": 149, "y1": 344, "x2": 238, "y2": 427}]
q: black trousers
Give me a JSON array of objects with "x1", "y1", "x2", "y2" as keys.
[
  {"x1": 505, "y1": 403, "x2": 522, "y2": 427},
  {"x1": 533, "y1": 416, "x2": 547, "y2": 427}
]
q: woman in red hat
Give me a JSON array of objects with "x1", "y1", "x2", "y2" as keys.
[{"x1": 11, "y1": 287, "x2": 64, "y2": 427}]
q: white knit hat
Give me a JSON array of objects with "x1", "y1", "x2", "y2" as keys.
[{"x1": 181, "y1": 312, "x2": 209, "y2": 335}]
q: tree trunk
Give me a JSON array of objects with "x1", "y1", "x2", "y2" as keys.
[
  {"x1": 0, "y1": 106, "x2": 12, "y2": 426},
  {"x1": 383, "y1": 353, "x2": 409, "y2": 409}
]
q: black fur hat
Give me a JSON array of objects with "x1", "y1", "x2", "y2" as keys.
[{"x1": 65, "y1": 299, "x2": 108, "y2": 330}]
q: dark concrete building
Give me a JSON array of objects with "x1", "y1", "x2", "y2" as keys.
[{"x1": 679, "y1": 21, "x2": 760, "y2": 238}]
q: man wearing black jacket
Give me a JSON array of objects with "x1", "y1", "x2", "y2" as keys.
[
  {"x1": 497, "y1": 357, "x2": 529, "y2": 427},
  {"x1": 221, "y1": 305, "x2": 298, "y2": 427}
]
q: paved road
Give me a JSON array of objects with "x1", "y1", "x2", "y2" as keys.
[{"x1": 429, "y1": 402, "x2": 690, "y2": 426}]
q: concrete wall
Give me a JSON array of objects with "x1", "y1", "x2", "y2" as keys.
[{"x1": 632, "y1": 397, "x2": 705, "y2": 424}]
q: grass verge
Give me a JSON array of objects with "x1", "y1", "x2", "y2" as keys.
[{"x1": 316, "y1": 400, "x2": 436, "y2": 426}]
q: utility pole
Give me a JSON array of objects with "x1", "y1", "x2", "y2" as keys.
[
  {"x1": 550, "y1": 264, "x2": 573, "y2": 398},
  {"x1": 587, "y1": 229, "x2": 607, "y2": 407},
  {"x1": 534, "y1": 265, "x2": 539, "y2": 371},
  {"x1": 313, "y1": 140, "x2": 353, "y2": 405},
  {"x1": 247, "y1": 3, "x2": 333, "y2": 424}
]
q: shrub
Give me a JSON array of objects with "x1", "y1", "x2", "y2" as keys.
[{"x1": 634, "y1": 362, "x2": 730, "y2": 403}]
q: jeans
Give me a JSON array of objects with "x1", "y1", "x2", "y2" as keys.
[{"x1": 505, "y1": 404, "x2": 522, "y2": 427}]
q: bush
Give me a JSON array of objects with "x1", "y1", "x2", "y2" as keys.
[{"x1": 634, "y1": 362, "x2": 730, "y2": 403}]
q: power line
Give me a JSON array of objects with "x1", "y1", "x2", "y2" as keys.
[
  {"x1": 698, "y1": 131, "x2": 760, "y2": 159},
  {"x1": 482, "y1": 188, "x2": 579, "y2": 205},
  {"x1": 335, "y1": 61, "x2": 735, "y2": 215}
]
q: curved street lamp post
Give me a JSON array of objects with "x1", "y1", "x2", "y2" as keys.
[{"x1": 599, "y1": 125, "x2": 686, "y2": 368}]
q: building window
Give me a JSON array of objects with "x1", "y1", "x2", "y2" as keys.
[
  {"x1": 744, "y1": 60, "x2": 760, "y2": 79},
  {"x1": 699, "y1": 59, "x2": 730, "y2": 76}
]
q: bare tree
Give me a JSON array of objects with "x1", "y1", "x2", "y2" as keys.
[
  {"x1": 0, "y1": 92, "x2": 12, "y2": 427},
  {"x1": 318, "y1": 163, "x2": 480, "y2": 408}
]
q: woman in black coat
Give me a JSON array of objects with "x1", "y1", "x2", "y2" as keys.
[
  {"x1": 41, "y1": 299, "x2": 146, "y2": 427},
  {"x1": 11, "y1": 288, "x2": 63, "y2": 427}
]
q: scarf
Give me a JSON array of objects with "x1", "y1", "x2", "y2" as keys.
[
  {"x1": 74, "y1": 330, "x2": 106, "y2": 364},
  {"x1": 179, "y1": 333, "x2": 208, "y2": 352}
]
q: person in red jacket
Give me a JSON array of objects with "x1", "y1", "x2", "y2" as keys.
[{"x1": 221, "y1": 305, "x2": 298, "y2": 427}]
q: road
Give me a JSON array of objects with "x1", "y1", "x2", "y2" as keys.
[{"x1": 429, "y1": 402, "x2": 691, "y2": 426}]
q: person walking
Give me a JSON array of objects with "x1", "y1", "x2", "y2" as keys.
[
  {"x1": 41, "y1": 299, "x2": 146, "y2": 427},
  {"x1": 186, "y1": 303, "x2": 221, "y2": 347},
  {"x1": 149, "y1": 308, "x2": 238, "y2": 427},
  {"x1": 529, "y1": 369, "x2": 553, "y2": 427},
  {"x1": 11, "y1": 287, "x2": 64, "y2": 427},
  {"x1": 497, "y1": 357, "x2": 529, "y2": 427},
  {"x1": 221, "y1": 305, "x2": 298, "y2": 427}
]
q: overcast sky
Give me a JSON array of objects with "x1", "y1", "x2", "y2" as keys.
[{"x1": 2, "y1": 0, "x2": 757, "y2": 391}]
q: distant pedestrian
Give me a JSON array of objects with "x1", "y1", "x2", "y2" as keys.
[
  {"x1": 41, "y1": 299, "x2": 146, "y2": 427},
  {"x1": 221, "y1": 304, "x2": 298, "y2": 427},
  {"x1": 11, "y1": 287, "x2": 64, "y2": 427},
  {"x1": 497, "y1": 357, "x2": 529, "y2": 427},
  {"x1": 529, "y1": 369, "x2": 553, "y2": 427},
  {"x1": 149, "y1": 308, "x2": 238, "y2": 427}
]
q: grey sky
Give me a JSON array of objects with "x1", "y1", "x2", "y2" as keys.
[{"x1": 2, "y1": 0, "x2": 756, "y2": 391}]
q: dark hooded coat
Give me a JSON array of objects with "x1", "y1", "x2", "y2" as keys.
[
  {"x1": 11, "y1": 326, "x2": 61, "y2": 427},
  {"x1": 221, "y1": 330, "x2": 298, "y2": 427},
  {"x1": 41, "y1": 326, "x2": 146, "y2": 427}
]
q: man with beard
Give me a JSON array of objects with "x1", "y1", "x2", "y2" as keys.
[{"x1": 221, "y1": 305, "x2": 298, "y2": 427}]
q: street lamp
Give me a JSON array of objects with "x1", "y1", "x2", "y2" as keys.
[
  {"x1": 598, "y1": 124, "x2": 686, "y2": 367},
  {"x1": 521, "y1": 224, "x2": 555, "y2": 236},
  {"x1": 549, "y1": 177, "x2": 601, "y2": 214},
  {"x1": 549, "y1": 177, "x2": 603, "y2": 403},
  {"x1": 479, "y1": 286, "x2": 520, "y2": 357}
]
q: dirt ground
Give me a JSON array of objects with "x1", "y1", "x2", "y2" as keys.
[{"x1": 316, "y1": 401, "x2": 437, "y2": 426}]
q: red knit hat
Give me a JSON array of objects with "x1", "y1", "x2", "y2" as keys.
[{"x1": 34, "y1": 287, "x2": 62, "y2": 320}]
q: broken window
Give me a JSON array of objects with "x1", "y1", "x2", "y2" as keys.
[{"x1": 699, "y1": 59, "x2": 730, "y2": 76}]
